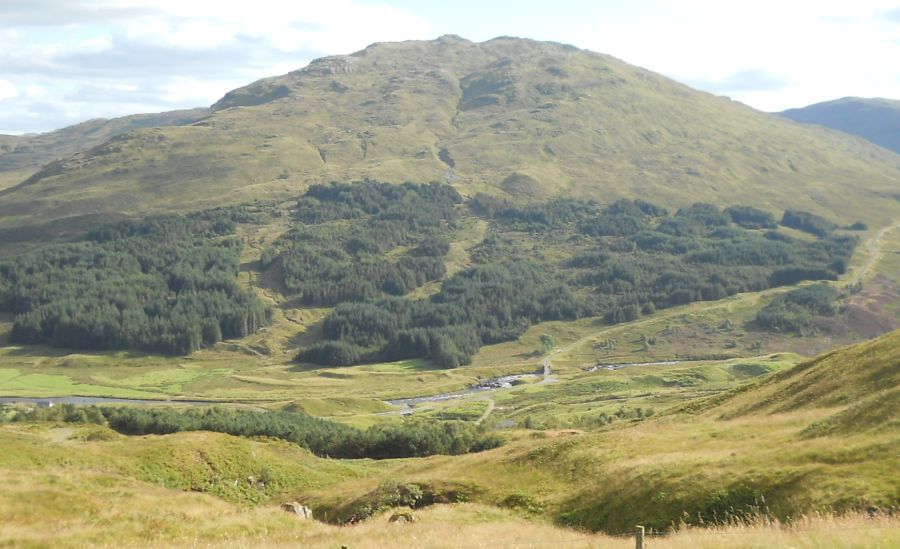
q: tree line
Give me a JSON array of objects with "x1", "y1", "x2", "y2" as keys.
[
  {"x1": 299, "y1": 260, "x2": 587, "y2": 368},
  {"x1": 6, "y1": 404, "x2": 504, "y2": 459},
  {"x1": 1, "y1": 178, "x2": 855, "y2": 365}
]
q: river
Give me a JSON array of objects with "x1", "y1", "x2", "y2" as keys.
[{"x1": 0, "y1": 396, "x2": 222, "y2": 406}]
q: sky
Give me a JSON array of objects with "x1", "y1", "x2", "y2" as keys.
[{"x1": 1, "y1": 0, "x2": 899, "y2": 134}]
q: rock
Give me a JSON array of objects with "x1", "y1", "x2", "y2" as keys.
[
  {"x1": 281, "y1": 501, "x2": 313, "y2": 519},
  {"x1": 388, "y1": 512, "x2": 418, "y2": 524}
]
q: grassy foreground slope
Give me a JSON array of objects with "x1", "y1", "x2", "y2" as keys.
[
  {"x1": 710, "y1": 327, "x2": 899, "y2": 422},
  {"x1": 1, "y1": 36, "x2": 898, "y2": 233},
  {"x1": 2, "y1": 474, "x2": 895, "y2": 549}
]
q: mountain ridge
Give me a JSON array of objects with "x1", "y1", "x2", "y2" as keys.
[{"x1": 0, "y1": 36, "x2": 898, "y2": 238}]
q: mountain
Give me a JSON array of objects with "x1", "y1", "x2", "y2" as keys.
[
  {"x1": 0, "y1": 36, "x2": 898, "y2": 238},
  {"x1": 779, "y1": 97, "x2": 900, "y2": 154}
]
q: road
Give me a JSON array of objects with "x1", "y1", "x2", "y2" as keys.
[{"x1": 0, "y1": 396, "x2": 221, "y2": 406}]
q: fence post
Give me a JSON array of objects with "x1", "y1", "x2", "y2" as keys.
[{"x1": 635, "y1": 525, "x2": 645, "y2": 549}]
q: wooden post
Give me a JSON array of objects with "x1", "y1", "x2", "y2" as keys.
[{"x1": 635, "y1": 525, "x2": 645, "y2": 549}]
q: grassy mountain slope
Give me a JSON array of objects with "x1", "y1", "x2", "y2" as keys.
[
  {"x1": 709, "y1": 329, "x2": 899, "y2": 419},
  {"x1": 0, "y1": 108, "x2": 207, "y2": 233},
  {"x1": 1, "y1": 36, "x2": 898, "y2": 234},
  {"x1": 780, "y1": 97, "x2": 900, "y2": 154}
]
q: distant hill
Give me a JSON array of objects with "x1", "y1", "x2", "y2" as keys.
[
  {"x1": 779, "y1": 97, "x2": 900, "y2": 154},
  {"x1": 0, "y1": 108, "x2": 208, "y2": 175},
  {"x1": 0, "y1": 36, "x2": 898, "y2": 237}
]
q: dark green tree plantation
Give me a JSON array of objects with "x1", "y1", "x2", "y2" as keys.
[
  {"x1": 0, "y1": 205, "x2": 274, "y2": 354},
  {"x1": 1, "y1": 180, "x2": 854, "y2": 367},
  {"x1": 276, "y1": 181, "x2": 460, "y2": 306},
  {"x1": 781, "y1": 210, "x2": 837, "y2": 236},
  {"x1": 282, "y1": 188, "x2": 856, "y2": 368},
  {"x1": 11, "y1": 405, "x2": 504, "y2": 460}
]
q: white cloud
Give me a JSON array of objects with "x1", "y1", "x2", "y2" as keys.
[
  {"x1": 0, "y1": 0, "x2": 432, "y2": 133},
  {"x1": 569, "y1": 0, "x2": 900, "y2": 110},
  {"x1": 0, "y1": 80, "x2": 17, "y2": 101}
]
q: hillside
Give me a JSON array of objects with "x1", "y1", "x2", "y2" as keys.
[
  {"x1": 710, "y1": 328, "x2": 899, "y2": 419},
  {"x1": 779, "y1": 97, "x2": 900, "y2": 154},
  {"x1": 2, "y1": 31, "x2": 899, "y2": 549},
  {"x1": 0, "y1": 36, "x2": 898, "y2": 238},
  {"x1": 0, "y1": 108, "x2": 207, "y2": 217}
]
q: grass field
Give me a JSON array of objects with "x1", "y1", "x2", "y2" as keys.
[
  {"x1": 4, "y1": 484, "x2": 896, "y2": 549},
  {"x1": 299, "y1": 333, "x2": 899, "y2": 532}
]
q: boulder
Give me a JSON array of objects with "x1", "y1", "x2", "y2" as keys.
[
  {"x1": 388, "y1": 512, "x2": 418, "y2": 524},
  {"x1": 281, "y1": 501, "x2": 313, "y2": 519}
]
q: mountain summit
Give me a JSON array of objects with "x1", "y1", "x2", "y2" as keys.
[{"x1": 1, "y1": 36, "x2": 898, "y2": 232}]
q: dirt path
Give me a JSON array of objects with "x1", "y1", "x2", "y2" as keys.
[
  {"x1": 475, "y1": 398, "x2": 495, "y2": 425},
  {"x1": 852, "y1": 222, "x2": 899, "y2": 285}
]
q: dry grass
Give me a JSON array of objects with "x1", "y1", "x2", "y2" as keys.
[
  {"x1": 8, "y1": 495, "x2": 896, "y2": 549},
  {"x1": 1, "y1": 328, "x2": 897, "y2": 547},
  {"x1": 655, "y1": 513, "x2": 900, "y2": 549},
  {"x1": 234, "y1": 511, "x2": 900, "y2": 549}
]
